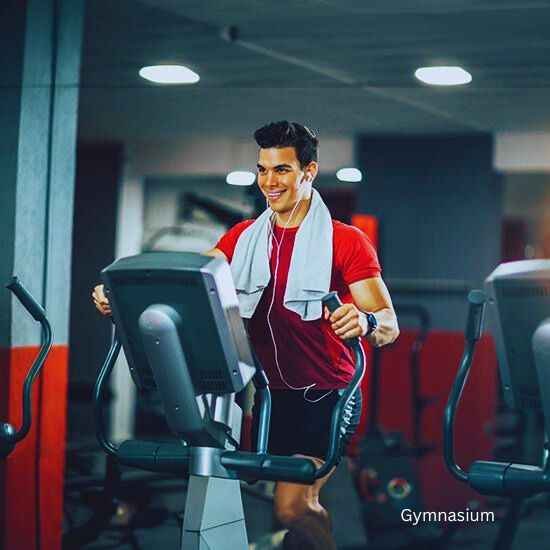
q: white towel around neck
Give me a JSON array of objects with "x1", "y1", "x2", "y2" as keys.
[{"x1": 230, "y1": 188, "x2": 333, "y2": 320}]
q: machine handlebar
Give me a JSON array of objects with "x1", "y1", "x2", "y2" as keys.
[
  {"x1": 6, "y1": 277, "x2": 47, "y2": 322},
  {"x1": 221, "y1": 451, "x2": 317, "y2": 483},
  {"x1": 443, "y1": 290, "x2": 487, "y2": 483},
  {"x1": 95, "y1": 291, "x2": 365, "y2": 484},
  {"x1": 314, "y1": 292, "x2": 365, "y2": 479},
  {"x1": 465, "y1": 289, "x2": 486, "y2": 342},
  {"x1": 1, "y1": 278, "x2": 52, "y2": 459},
  {"x1": 322, "y1": 291, "x2": 362, "y2": 346},
  {"x1": 112, "y1": 440, "x2": 317, "y2": 483},
  {"x1": 444, "y1": 290, "x2": 550, "y2": 497},
  {"x1": 322, "y1": 291, "x2": 343, "y2": 314}
]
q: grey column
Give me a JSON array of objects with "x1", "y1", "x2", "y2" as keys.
[
  {"x1": 0, "y1": 1, "x2": 85, "y2": 549},
  {"x1": 1, "y1": 0, "x2": 84, "y2": 346}
]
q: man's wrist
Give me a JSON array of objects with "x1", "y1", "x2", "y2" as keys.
[{"x1": 359, "y1": 311, "x2": 378, "y2": 337}]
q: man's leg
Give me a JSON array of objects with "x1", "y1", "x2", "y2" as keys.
[{"x1": 273, "y1": 456, "x2": 335, "y2": 528}]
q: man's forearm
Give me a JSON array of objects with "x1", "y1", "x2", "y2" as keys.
[{"x1": 366, "y1": 307, "x2": 399, "y2": 348}]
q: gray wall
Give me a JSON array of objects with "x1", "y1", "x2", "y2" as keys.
[
  {"x1": 67, "y1": 144, "x2": 122, "y2": 439},
  {"x1": 356, "y1": 134, "x2": 502, "y2": 331}
]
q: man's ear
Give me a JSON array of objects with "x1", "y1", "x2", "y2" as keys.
[{"x1": 305, "y1": 161, "x2": 319, "y2": 183}]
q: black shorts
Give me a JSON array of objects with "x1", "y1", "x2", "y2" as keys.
[{"x1": 251, "y1": 388, "x2": 362, "y2": 460}]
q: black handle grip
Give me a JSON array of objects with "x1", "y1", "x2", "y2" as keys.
[
  {"x1": 466, "y1": 290, "x2": 486, "y2": 342},
  {"x1": 322, "y1": 291, "x2": 343, "y2": 313},
  {"x1": 322, "y1": 291, "x2": 363, "y2": 353},
  {"x1": 221, "y1": 451, "x2": 316, "y2": 484},
  {"x1": 117, "y1": 440, "x2": 190, "y2": 474},
  {"x1": 6, "y1": 277, "x2": 46, "y2": 322}
]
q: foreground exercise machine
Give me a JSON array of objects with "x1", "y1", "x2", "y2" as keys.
[
  {"x1": 93, "y1": 252, "x2": 365, "y2": 549},
  {"x1": 0, "y1": 278, "x2": 53, "y2": 459},
  {"x1": 445, "y1": 260, "x2": 550, "y2": 550}
]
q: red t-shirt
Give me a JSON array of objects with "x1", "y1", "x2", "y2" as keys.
[{"x1": 215, "y1": 219, "x2": 381, "y2": 389}]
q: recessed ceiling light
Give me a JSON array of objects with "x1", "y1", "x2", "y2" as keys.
[
  {"x1": 336, "y1": 168, "x2": 362, "y2": 183},
  {"x1": 414, "y1": 66, "x2": 472, "y2": 86},
  {"x1": 139, "y1": 65, "x2": 200, "y2": 84},
  {"x1": 226, "y1": 171, "x2": 256, "y2": 186}
]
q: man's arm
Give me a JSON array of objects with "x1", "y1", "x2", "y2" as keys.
[{"x1": 326, "y1": 277, "x2": 399, "y2": 348}]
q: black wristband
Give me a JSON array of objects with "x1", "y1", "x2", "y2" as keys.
[{"x1": 365, "y1": 312, "x2": 378, "y2": 336}]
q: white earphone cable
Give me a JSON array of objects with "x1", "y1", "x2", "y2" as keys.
[{"x1": 265, "y1": 178, "x2": 333, "y2": 403}]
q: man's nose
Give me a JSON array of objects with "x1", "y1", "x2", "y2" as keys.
[{"x1": 266, "y1": 171, "x2": 276, "y2": 186}]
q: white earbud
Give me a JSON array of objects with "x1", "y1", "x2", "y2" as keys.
[{"x1": 300, "y1": 174, "x2": 313, "y2": 199}]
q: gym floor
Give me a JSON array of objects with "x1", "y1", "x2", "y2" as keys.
[{"x1": 65, "y1": 455, "x2": 550, "y2": 550}]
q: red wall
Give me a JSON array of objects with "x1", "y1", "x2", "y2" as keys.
[
  {"x1": 0, "y1": 346, "x2": 68, "y2": 550},
  {"x1": 350, "y1": 331, "x2": 498, "y2": 512}
]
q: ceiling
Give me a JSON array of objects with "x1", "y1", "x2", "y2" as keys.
[{"x1": 78, "y1": 0, "x2": 550, "y2": 141}]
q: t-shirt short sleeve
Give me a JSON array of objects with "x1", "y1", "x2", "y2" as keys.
[
  {"x1": 334, "y1": 222, "x2": 381, "y2": 285},
  {"x1": 214, "y1": 219, "x2": 255, "y2": 262}
]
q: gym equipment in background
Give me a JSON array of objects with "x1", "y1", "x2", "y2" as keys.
[
  {"x1": 445, "y1": 260, "x2": 550, "y2": 550},
  {"x1": 0, "y1": 277, "x2": 53, "y2": 459},
  {"x1": 93, "y1": 252, "x2": 365, "y2": 549},
  {"x1": 352, "y1": 305, "x2": 452, "y2": 549},
  {"x1": 143, "y1": 192, "x2": 247, "y2": 252}
]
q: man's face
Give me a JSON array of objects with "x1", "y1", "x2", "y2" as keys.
[{"x1": 256, "y1": 147, "x2": 311, "y2": 214}]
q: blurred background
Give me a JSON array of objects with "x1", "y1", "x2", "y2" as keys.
[{"x1": 3, "y1": 1, "x2": 550, "y2": 549}]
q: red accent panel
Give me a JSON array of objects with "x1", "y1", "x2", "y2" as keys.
[
  {"x1": 351, "y1": 214, "x2": 379, "y2": 251},
  {"x1": 0, "y1": 346, "x2": 68, "y2": 550},
  {"x1": 348, "y1": 331, "x2": 497, "y2": 512},
  {"x1": 415, "y1": 332, "x2": 497, "y2": 512},
  {"x1": 38, "y1": 347, "x2": 68, "y2": 550},
  {"x1": 1, "y1": 347, "x2": 40, "y2": 550}
]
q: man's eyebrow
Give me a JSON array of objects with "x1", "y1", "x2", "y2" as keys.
[{"x1": 256, "y1": 163, "x2": 293, "y2": 170}]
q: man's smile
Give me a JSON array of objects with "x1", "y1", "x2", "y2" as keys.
[{"x1": 267, "y1": 190, "x2": 285, "y2": 201}]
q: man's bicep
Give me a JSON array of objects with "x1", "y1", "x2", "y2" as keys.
[
  {"x1": 204, "y1": 247, "x2": 228, "y2": 261},
  {"x1": 348, "y1": 277, "x2": 394, "y2": 312}
]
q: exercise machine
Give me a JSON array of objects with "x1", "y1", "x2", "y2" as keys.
[
  {"x1": 93, "y1": 251, "x2": 365, "y2": 548},
  {"x1": 353, "y1": 305, "x2": 452, "y2": 549},
  {"x1": 0, "y1": 277, "x2": 52, "y2": 459},
  {"x1": 445, "y1": 260, "x2": 550, "y2": 550}
]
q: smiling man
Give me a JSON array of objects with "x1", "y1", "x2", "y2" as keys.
[
  {"x1": 92, "y1": 121, "x2": 398, "y2": 548},
  {"x1": 208, "y1": 121, "x2": 399, "y2": 546}
]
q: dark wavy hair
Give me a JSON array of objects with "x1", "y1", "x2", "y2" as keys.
[{"x1": 254, "y1": 121, "x2": 318, "y2": 168}]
